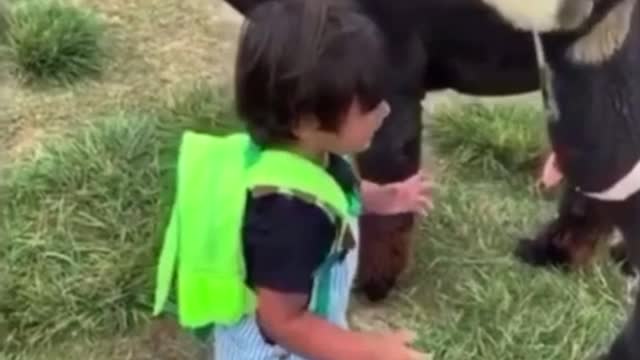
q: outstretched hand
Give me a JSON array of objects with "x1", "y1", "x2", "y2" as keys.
[
  {"x1": 361, "y1": 170, "x2": 435, "y2": 216},
  {"x1": 368, "y1": 329, "x2": 432, "y2": 360}
]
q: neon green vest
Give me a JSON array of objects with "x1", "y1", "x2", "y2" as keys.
[{"x1": 152, "y1": 130, "x2": 360, "y2": 329}]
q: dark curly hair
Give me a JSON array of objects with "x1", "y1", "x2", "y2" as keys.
[{"x1": 234, "y1": 0, "x2": 387, "y2": 146}]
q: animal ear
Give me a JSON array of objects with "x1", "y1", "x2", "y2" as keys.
[{"x1": 481, "y1": 0, "x2": 593, "y2": 32}]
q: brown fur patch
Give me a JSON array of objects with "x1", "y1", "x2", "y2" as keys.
[
  {"x1": 557, "y1": 231, "x2": 599, "y2": 267},
  {"x1": 356, "y1": 214, "x2": 415, "y2": 301},
  {"x1": 567, "y1": 0, "x2": 636, "y2": 64}
]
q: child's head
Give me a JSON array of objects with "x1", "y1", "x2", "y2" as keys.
[{"x1": 234, "y1": 0, "x2": 389, "y2": 155}]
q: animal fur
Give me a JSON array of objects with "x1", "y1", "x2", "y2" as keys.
[
  {"x1": 356, "y1": 213, "x2": 415, "y2": 302},
  {"x1": 567, "y1": 0, "x2": 636, "y2": 64},
  {"x1": 481, "y1": 0, "x2": 593, "y2": 31},
  {"x1": 515, "y1": 185, "x2": 618, "y2": 267}
]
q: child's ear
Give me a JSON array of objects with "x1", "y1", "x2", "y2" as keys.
[{"x1": 292, "y1": 114, "x2": 320, "y2": 140}]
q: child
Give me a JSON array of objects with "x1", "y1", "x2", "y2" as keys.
[{"x1": 153, "y1": 0, "x2": 431, "y2": 359}]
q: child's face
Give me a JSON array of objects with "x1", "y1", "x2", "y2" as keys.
[{"x1": 323, "y1": 99, "x2": 390, "y2": 154}]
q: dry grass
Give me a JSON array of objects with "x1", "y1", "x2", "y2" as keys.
[{"x1": 3, "y1": 0, "x2": 242, "y2": 158}]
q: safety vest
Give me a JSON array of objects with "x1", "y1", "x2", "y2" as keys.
[{"x1": 152, "y1": 130, "x2": 361, "y2": 330}]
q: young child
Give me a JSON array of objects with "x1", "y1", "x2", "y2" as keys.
[{"x1": 153, "y1": 0, "x2": 431, "y2": 359}]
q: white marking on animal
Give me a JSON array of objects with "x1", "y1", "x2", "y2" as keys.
[
  {"x1": 481, "y1": 0, "x2": 563, "y2": 30},
  {"x1": 567, "y1": 0, "x2": 635, "y2": 64},
  {"x1": 581, "y1": 159, "x2": 640, "y2": 201},
  {"x1": 481, "y1": 0, "x2": 592, "y2": 31},
  {"x1": 625, "y1": 272, "x2": 639, "y2": 306}
]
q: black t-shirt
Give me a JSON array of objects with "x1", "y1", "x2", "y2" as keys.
[{"x1": 241, "y1": 154, "x2": 358, "y2": 296}]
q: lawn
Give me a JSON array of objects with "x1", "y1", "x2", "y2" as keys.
[{"x1": 0, "y1": 0, "x2": 632, "y2": 359}]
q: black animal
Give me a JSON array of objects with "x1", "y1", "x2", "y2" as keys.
[
  {"x1": 223, "y1": 0, "x2": 640, "y2": 358},
  {"x1": 223, "y1": 0, "x2": 618, "y2": 296}
]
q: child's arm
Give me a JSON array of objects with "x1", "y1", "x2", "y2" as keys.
[
  {"x1": 255, "y1": 286, "x2": 427, "y2": 360},
  {"x1": 243, "y1": 194, "x2": 428, "y2": 360}
]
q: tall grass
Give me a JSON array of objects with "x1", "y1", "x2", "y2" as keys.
[{"x1": 2, "y1": 0, "x2": 108, "y2": 85}]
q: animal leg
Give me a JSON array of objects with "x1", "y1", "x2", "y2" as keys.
[
  {"x1": 355, "y1": 95, "x2": 423, "y2": 302},
  {"x1": 514, "y1": 187, "x2": 611, "y2": 269},
  {"x1": 354, "y1": 30, "x2": 427, "y2": 302},
  {"x1": 600, "y1": 195, "x2": 640, "y2": 360}
]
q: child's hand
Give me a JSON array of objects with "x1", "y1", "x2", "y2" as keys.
[
  {"x1": 392, "y1": 170, "x2": 434, "y2": 216},
  {"x1": 369, "y1": 329, "x2": 431, "y2": 360},
  {"x1": 360, "y1": 170, "x2": 434, "y2": 216}
]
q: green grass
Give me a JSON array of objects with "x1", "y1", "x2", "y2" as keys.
[
  {"x1": 0, "y1": 83, "x2": 236, "y2": 355},
  {"x1": 429, "y1": 102, "x2": 548, "y2": 181},
  {"x1": 401, "y1": 102, "x2": 628, "y2": 359},
  {"x1": 1, "y1": 0, "x2": 108, "y2": 85},
  {"x1": 407, "y1": 173, "x2": 626, "y2": 359},
  {"x1": 0, "y1": 97, "x2": 631, "y2": 359},
  {"x1": 0, "y1": 1, "x2": 9, "y2": 43},
  {"x1": 1, "y1": 113, "x2": 174, "y2": 351}
]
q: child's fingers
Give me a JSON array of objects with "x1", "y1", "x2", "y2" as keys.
[
  {"x1": 413, "y1": 197, "x2": 433, "y2": 216},
  {"x1": 425, "y1": 198, "x2": 434, "y2": 211},
  {"x1": 421, "y1": 179, "x2": 438, "y2": 191},
  {"x1": 408, "y1": 349, "x2": 432, "y2": 360},
  {"x1": 417, "y1": 195, "x2": 432, "y2": 208},
  {"x1": 391, "y1": 329, "x2": 417, "y2": 344},
  {"x1": 419, "y1": 202, "x2": 433, "y2": 217}
]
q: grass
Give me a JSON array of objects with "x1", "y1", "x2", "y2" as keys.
[
  {"x1": 1, "y1": 0, "x2": 631, "y2": 357},
  {"x1": 429, "y1": 102, "x2": 548, "y2": 181},
  {"x1": 1, "y1": 91, "x2": 632, "y2": 359},
  {"x1": 1, "y1": 113, "x2": 173, "y2": 351},
  {"x1": 0, "y1": 83, "x2": 237, "y2": 355},
  {"x1": 2, "y1": 0, "x2": 108, "y2": 85},
  {"x1": 380, "y1": 103, "x2": 627, "y2": 359},
  {"x1": 3, "y1": 0, "x2": 238, "y2": 162},
  {"x1": 408, "y1": 173, "x2": 626, "y2": 359}
]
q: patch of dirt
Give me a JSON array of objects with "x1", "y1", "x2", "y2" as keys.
[{"x1": 5, "y1": 125, "x2": 44, "y2": 158}]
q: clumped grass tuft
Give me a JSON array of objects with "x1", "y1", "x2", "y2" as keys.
[
  {"x1": 429, "y1": 103, "x2": 548, "y2": 179},
  {"x1": 2, "y1": 0, "x2": 107, "y2": 85}
]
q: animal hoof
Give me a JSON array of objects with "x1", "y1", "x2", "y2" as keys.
[
  {"x1": 359, "y1": 278, "x2": 396, "y2": 302},
  {"x1": 513, "y1": 237, "x2": 538, "y2": 265},
  {"x1": 513, "y1": 237, "x2": 570, "y2": 269}
]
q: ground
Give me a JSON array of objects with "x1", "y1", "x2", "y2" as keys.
[{"x1": 0, "y1": 1, "x2": 632, "y2": 359}]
